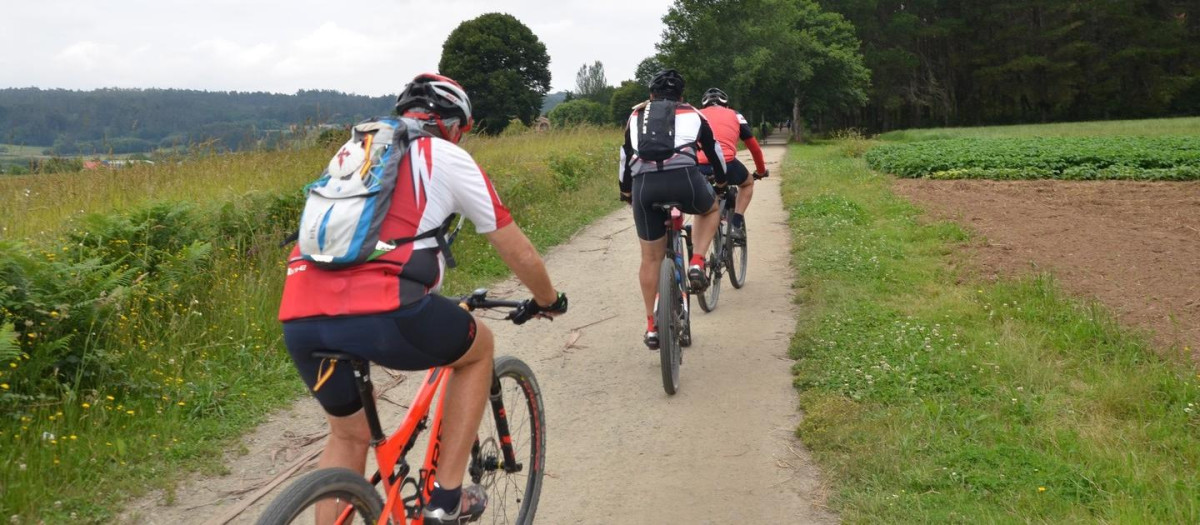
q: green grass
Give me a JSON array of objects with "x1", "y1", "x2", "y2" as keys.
[
  {"x1": 783, "y1": 143, "x2": 1200, "y2": 522},
  {"x1": 0, "y1": 126, "x2": 622, "y2": 522},
  {"x1": 877, "y1": 116, "x2": 1200, "y2": 141},
  {"x1": 865, "y1": 136, "x2": 1200, "y2": 180}
]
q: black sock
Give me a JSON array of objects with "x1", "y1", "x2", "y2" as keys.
[
  {"x1": 732, "y1": 213, "x2": 745, "y2": 227},
  {"x1": 429, "y1": 483, "x2": 461, "y2": 511}
]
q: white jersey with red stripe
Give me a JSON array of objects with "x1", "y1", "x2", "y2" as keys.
[{"x1": 279, "y1": 133, "x2": 512, "y2": 321}]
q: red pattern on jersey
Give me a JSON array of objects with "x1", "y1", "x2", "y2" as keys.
[{"x1": 696, "y1": 106, "x2": 741, "y2": 164}]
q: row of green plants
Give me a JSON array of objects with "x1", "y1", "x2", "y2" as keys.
[
  {"x1": 784, "y1": 143, "x2": 1200, "y2": 522},
  {"x1": 865, "y1": 136, "x2": 1200, "y2": 180},
  {"x1": 0, "y1": 126, "x2": 621, "y2": 522}
]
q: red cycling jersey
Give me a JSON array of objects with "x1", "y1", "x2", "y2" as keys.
[{"x1": 696, "y1": 105, "x2": 766, "y2": 174}]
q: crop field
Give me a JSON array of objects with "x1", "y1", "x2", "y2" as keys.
[
  {"x1": 785, "y1": 142, "x2": 1200, "y2": 522},
  {"x1": 876, "y1": 116, "x2": 1200, "y2": 141},
  {"x1": 865, "y1": 136, "x2": 1200, "y2": 180},
  {"x1": 0, "y1": 126, "x2": 622, "y2": 522}
]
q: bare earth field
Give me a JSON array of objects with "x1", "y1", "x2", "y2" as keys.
[{"x1": 894, "y1": 179, "x2": 1200, "y2": 362}]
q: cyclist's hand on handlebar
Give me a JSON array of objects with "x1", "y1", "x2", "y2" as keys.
[
  {"x1": 508, "y1": 292, "x2": 569, "y2": 325},
  {"x1": 753, "y1": 169, "x2": 770, "y2": 180},
  {"x1": 713, "y1": 181, "x2": 729, "y2": 196}
]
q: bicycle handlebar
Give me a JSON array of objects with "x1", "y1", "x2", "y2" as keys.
[{"x1": 455, "y1": 288, "x2": 568, "y2": 325}]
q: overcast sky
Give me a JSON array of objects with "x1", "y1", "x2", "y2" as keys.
[{"x1": 0, "y1": 0, "x2": 675, "y2": 96}]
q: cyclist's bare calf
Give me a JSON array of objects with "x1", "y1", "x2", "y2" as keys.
[{"x1": 735, "y1": 178, "x2": 755, "y2": 216}]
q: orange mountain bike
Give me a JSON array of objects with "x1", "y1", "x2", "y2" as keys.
[{"x1": 256, "y1": 289, "x2": 547, "y2": 525}]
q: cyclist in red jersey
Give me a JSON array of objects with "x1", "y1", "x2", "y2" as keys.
[
  {"x1": 278, "y1": 73, "x2": 567, "y2": 524},
  {"x1": 696, "y1": 88, "x2": 769, "y2": 241}
]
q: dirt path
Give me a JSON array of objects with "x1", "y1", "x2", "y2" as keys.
[{"x1": 124, "y1": 138, "x2": 837, "y2": 523}]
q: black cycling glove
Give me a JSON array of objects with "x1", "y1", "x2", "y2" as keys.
[{"x1": 509, "y1": 292, "x2": 569, "y2": 325}]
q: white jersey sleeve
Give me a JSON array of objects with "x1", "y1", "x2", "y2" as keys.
[{"x1": 431, "y1": 138, "x2": 513, "y2": 234}]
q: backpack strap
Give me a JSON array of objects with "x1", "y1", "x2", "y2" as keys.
[{"x1": 376, "y1": 213, "x2": 460, "y2": 268}]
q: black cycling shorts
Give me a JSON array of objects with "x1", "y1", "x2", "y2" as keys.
[
  {"x1": 282, "y1": 294, "x2": 477, "y2": 417},
  {"x1": 632, "y1": 166, "x2": 716, "y2": 241},
  {"x1": 699, "y1": 158, "x2": 750, "y2": 186}
]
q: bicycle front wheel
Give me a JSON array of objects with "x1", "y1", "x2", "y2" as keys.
[
  {"x1": 728, "y1": 223, "x2": 748, "y2": 289},
  {"x1": 254, "y1": 467, "x2": 382, "y2": 525},
  {"x1": 472, "y1": 355, "x2": 546, "y2": 524},
  {"x1": 698, "y1": 222, "x2": 723, "y2": 313},
  {"x1": 657, "y1": 256, "x2": 682, "y2": 395}
]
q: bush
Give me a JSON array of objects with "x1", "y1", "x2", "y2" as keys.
[
  {"x1": 548, "y1": 99, "x2": 607, "y2": 127},
  {"x1": 501, "y1": 118, "x2": 528, "y2": 136}
]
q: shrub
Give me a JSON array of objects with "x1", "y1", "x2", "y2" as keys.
[{"x1": 548, "y1": 99, "x2": 607, "y2": 127}]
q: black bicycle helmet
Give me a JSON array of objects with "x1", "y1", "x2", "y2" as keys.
[
  {"x1": 394, "y1": 73, "x2": 473, "y2": 132},
  {"x1": 648, "y1": 69, "x2": 685, "y2": 100},
  {"x1": 701, "y1": 87, "x2": 729, "y2": 108}
]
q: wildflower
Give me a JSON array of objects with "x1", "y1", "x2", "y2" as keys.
[
  {"x1": 69, "y1": 435, "x2": 77, "y2": 440},
  {"x1": 81, "y1": 402, "x2": 90, "y2": 408},
  {"x1": 1038, "y1": 487, "x2": 1046, "y2": 493},
  {"x1": 177, "y1": 401, "x2": 186, "y2": 406},
  {"x1": 125, "y1": 410, "x2": 135, "y2": 415},
  {"x1": 106, "y1": 395, "x2": 115, "y2": 401},
  {"x1": 26, "y1": 333, "x2": 36, "y2": 339},
  {"x1": 0, "y1": 384, "x2": 8, "y2": 390}
]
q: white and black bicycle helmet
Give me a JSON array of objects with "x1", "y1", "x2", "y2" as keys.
[
  {"x1": 394, "y1": 73, "x2": 474, "y2": 133},
  {"x1": 701, "y1": 87, "x2": 729, "y2": 108}
]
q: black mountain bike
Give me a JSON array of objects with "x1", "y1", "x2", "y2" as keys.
[{"x1": 653, "y1": 202, "x2": 692, "y2": 395}]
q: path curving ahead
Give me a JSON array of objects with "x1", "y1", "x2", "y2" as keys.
[{"x1": 123, "y1": 135, "x2": 837, "y2": 524}]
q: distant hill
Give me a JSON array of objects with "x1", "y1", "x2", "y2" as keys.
[
  {"x1": 0, "y1": 88, "x2": 392, "y2": 154},
  {"x1": 541, "y1": 91, "x2": 571, "y2": 116}
]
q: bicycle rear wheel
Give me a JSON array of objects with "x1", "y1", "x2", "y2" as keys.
[
  {"x1": 254, "y1": 467, "x2": 382, "y2": 525},
  {"x1": 472, "y1": 355, "x2": 546, "y2": 524},
  {"x1": 657, "y1": 256, "x2": 681, "y2": 395}
]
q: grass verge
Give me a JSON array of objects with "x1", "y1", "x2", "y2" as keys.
[
  {"x1": 783, "y1": 143, "x2": 1200, "y2": 522},
  {"x1": 0, "y1": 126, "x2": 622, "y2": 522}
]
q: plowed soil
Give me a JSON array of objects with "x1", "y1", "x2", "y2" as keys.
[{"x1": 894, "y1": 179, "x2": 1200, "y2": 362}]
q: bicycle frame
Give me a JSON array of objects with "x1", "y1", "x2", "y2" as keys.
[{"x1": 326, "y1": 358, "x2": 522, "y2": 525}]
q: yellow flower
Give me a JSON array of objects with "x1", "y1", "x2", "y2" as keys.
[
  {"x1": 0, "y1": 383, "x2": 8, "y2": 390},
  {"x1": 81, "y1": 403, "x2": 90, "y2": 408},
  {"x1": 177, "y1": 401, "x2": 186, "y2": 406},
  {"x1": 106, "y1": 395, "x2": 115, "y2": 401},
  {"x1": 69, "y1": 435, "x2": 77, "y2": 440},
  {"x1": 1038, "y1": 487, "x2": 1046, "y2": 493},
  {"x1": 53, "y1": 458, "x2": 60, "y2": 465},
  {"x1": 125, "y1": 410, "x2": 135, "y2": 415},
  {"x1": 27, "y1": 333, "x2": 37, "y2": 339}
]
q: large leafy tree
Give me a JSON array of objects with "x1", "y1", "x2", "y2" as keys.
[
  {"x1": 658, "y1": 0, "x2": 869, "y2": 141},
  {"x1": 439, "y1": 13, "x2": 552, "y2": 134},
  {"x1": 609, "y1": 80, "x2": 648, "y2": 125}
]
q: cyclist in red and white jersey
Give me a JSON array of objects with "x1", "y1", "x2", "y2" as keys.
[
  {"x1": 696, "y1": 88, "x2": 769, "y2": 241},
  {"x1": 278, "y1": 73, "x2": 567, "y2": 524}
]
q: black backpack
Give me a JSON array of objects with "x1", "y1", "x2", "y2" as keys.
[{"x1": 635, "y1": 100, "x2": 695, "y2": 169}]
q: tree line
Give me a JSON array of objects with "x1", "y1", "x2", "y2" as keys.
[
  {"x1": 0, "y1": 88, "x2": 391, "y2": 153},
  {"x1": 821, "y1": 0, "x2": 1200, "y2": 130}
]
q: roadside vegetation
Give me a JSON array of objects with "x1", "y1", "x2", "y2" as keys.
[
  {"x1": 783, "y1": 142, "x2": 1200, "y2": 522},
  {"x1": 0, "y1": 126, "x2": 620, "y2": 523}
]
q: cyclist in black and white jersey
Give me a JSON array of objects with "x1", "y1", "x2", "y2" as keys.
[{"x1": 618, "y1": 69, "x2": 727, "y2": 349}]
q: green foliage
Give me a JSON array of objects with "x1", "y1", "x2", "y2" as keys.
[
  {"x1": 819, "y1": 1, "x2": 1200, "y2": 130},
  {"x1": 657, "y1": 0, "x2": 869, "y2": 139},
  {"x1": 0, "y1": 87, "x2": 389, "y2": 151},
  {"x1": 783, "y1": 142, "x2": 1200, "y2": 522},
  {"x1": 0, "y1": 128, "x2": 622, "y2": 522},
  {"x1": 609, "y1": 80, "x2": 647, "y2": 126},
  {"x1": 634, "y1": 56, "x2": 664, "y2": 86},
  {"x1": 865, "y1": 136, "x2": 1200, "y2": 180},
  {"x1": 574, "y1": 61, "x2": 613, "y2": 104},
  {"x1": 439, "y1": 13, "x2": 551, "y2": 134},
  {"x1": 500, "y1": 118, "x2": 528, "y2": 137},
  {"x1": 548, "y1": 99, "x2": 608, "y2": 127}
]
